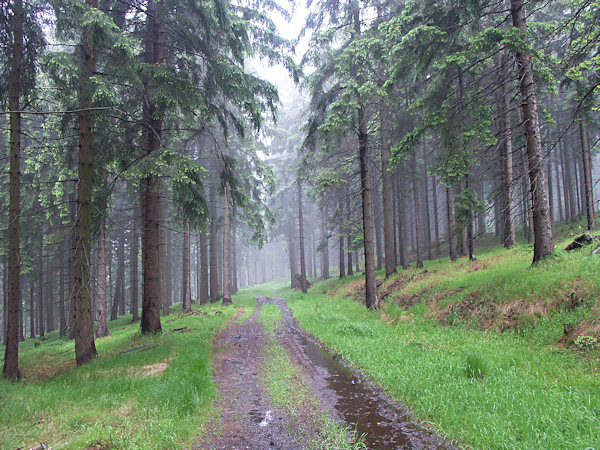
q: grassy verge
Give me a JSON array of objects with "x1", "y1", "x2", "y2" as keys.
[
  {"x1": 0, "y1": 302, "x2": 235, "y2": 449},
  {"x1": 261, "y1": 329, "x2": 364, "y2": 449},
  {"x1": 279, "y1": 237, "x2": 600, "y2": 448}
]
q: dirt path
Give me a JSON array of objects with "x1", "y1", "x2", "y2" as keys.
[
  {"x1": 195, "y1": 307, "x2": 303, "y2": 449},
  {"x1": 198, "y1": 298, "x2": 452, "y2": 449}
]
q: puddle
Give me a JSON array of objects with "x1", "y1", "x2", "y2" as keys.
[{"x1": 263, "y1": 297, "x2": 448, "y2": 449}]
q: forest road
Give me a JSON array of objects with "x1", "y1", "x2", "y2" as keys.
[{"x1": 195, "y1": 297, "x2": 452, "y2": 449}]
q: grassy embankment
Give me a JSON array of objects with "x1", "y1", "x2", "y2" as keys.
[
  {"x1": 0, "y1": 297, "x2": 256, "y2": 449},
  {"x1": 273, "y1": 229, "x2": 600, "y2": 448}
]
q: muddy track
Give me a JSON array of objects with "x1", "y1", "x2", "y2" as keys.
[
  {"x1": 195, "y1": 307, "x2": 303, "y2": 449},
  {"x1": 198, "y1": 297, "x2": 452, "y2": 449}
]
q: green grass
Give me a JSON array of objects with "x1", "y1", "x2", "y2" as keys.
[
  {"x1": 261, "y1": 332, "x2": 364, "y2": 449},
  {"x1": 260, "y1": 304, "x2": 282, "y2": 334},
  {"x1": 0, "y1": 301, "x2": 236, "y2": 449},
  {"x1": 276, "y1": 236, "x2": 600, "y2": 449}
]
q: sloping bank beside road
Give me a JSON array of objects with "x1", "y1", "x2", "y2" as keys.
[{"x1": 278, "y1": 260, "x2": 600, "y2": 449}]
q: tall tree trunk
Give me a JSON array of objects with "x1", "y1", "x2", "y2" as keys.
[
  {"x1": 4, "y1": 0, "x2": 23, "y2": 379},
  {"x1": 411, "y1": 150, "x2": 424, "y2": 268},
  {"x1": 159, "y1": 188, "x2": 170, "y2": 316},
  {"x1": 554, "y1": 150, "x2": 564, "y2": 222},
  {"x1": 68, "y1": 193, "x2": 77, "y2": 340},
  {"x1": 354, "y1": 7, "x2": 378, "y2": 308},
  {"x1": 297, "y1": 179, "x2": 308, "y2": 293},
  {"x1": 431, "y1": 175, "x2": 441, "y2": 256},
  {"x1": 222, "y1": 179, "x2": 232, "y2": 305},
  {"x1": 372, "y1": 175, "x2": 383, "y2": 271},
  {"x1": 380, "y1": 105, "x2": 397, "y2": 277},
  {"x1": 447, "y1": 186, "x2": 457, "y2": 262},
  {"x1": 200, "y1": 231, "x2": 209, "y2": 303},
  {"x1": 466, "y1": 175, "x2": 476, "y2": 261},
  {"x1": 423, "y1": 152, "x2": 432, "y2": 260},
  {"x1": 510, "y1": 0, "x2": 554, "y2": 262},
  {"x1": 346, "y1": 194, "x2": 354, "y2": 275},
  {"x1": 59, "y1": 235, "x2": 67, "y2": 336},
  {"x1": 141, "y1": 0, "x2": 163, "y2": 333},
  {"x1": 113, "y1": 230, "x2": 125, "y2": 318},
  {"x1": 29, "y1": 280, "x2": 35, "y2": 339},
  {"x1": 579, "y1": 120, "x2": 595, "y2": 230},
  {"x1": 500, "y1": 54, "x2": 517, "y2": 248},
  {"x1": 130, "y1": 201, "x2": 139, "y2": 321},
  {"x1": 74, "y1": 0, "x2": 99, "y2": 363},
  {"x1": 38, "y1": 234, "x2": 45, "y2": 338},
  {"x1": 232, "y1": 215, "x2": 238, "y2": 294},
  {"x1": 96, "y1": 214, "x2": 109, "y2": 337},
  {"x1": 396, "y1": 170, "x2": 409, "y2": 269},
  {"x1": 209, "y1": 169, "x2": 219, "y2": 302},
  {"x1": 182, "y1": 218, "x2": 192, "y2": 312},
  {"x1": 321, "y1": 217, "x2": 330, "y2": 279},
  {"x1": 339, "y1": 211, "x2": 346, "y2": 279}
]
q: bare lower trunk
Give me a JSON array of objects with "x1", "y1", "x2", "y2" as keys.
[
  {"x1": 380, "y1": 106, "x2": 397, "y2": 277},
  {"x1": 38, "y1": 236, "x2": 45, "y2": 338},
  {"x1": 96, "y1": 215, "x2": 109, "y2": 337},
  {"x1": 182, "y1": 218, "x2": 192, "y2": 312},
  {"x1": 140, "y1": 0, "x2": 163, "y2": 333},
  {"x1": 297, "y1": 180, "x2": 308, "y2": 293},
  {"x1": 321, "y1": 217, "x2": 330, "y2": 279},
  {"x1": 396, "y1": 170, "x2": 409, "y2": 269},
  {"x1": 209, "y1": 171, "x2": 219, "y2": 303},
  {"x1": 74, "y1": 0, "x2": 99, "y2": 363},
  {"x1": 159, "y1": 190, "x2": 170, "y2": 316},
  {"x1": 501, "y1": 52, "x2": 516, "y2": 248},
  {"x1": 200, "y1": 231, "x2": 209, "y2": 303},
  {"x1": 510, "y1": 0, "x2": 554, "y2": 262},
  {"x1": 222, "y1": 181, "x2": 232, "y2": 305},
  {"x1": 59, "y1": 235, "x2": 66, "y2": 336},
  {"x1": 447, "y1": 186, "x2": 457, "y2": 262},
  {"x1": 339, "y1": 217, "x2": 346, "y2": 279},
  {"x1": 411, "y1": 150, "x2": 423, "y2": 268},
  {"x1": 4, "y1": 0, "x2": 23, "y2": 379},
  {"x1": 130, "y1": 201, "x2": 139, "y2": 321},
  {"x1": 580, "y1": 121, "x2": 595, "y2": 230}
]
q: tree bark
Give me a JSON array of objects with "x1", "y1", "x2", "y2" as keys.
[
  {"x1": 74, "y1": 0, "x2": 99, "y2": 363},
  {"x1": 411, "y1": 150, "x2": 424, "y2": 268},
  {"x1": 380, "y1": 104, "x2": 397, "y2": 277},
  {"x1": 182, "y1": 218, "x2": 192, "y2": 312},
  {"x1": 579, "y1": 121, "x2": 595, "y2": 230},
  {"x1": 321, "y1": 217, "x2": 330, "y2": 279},
  {"x1": 500, "y1": 52, "x2": 516, "y2": 248},
  {"x1": 130, "y1": 201, "x2": 139, "y2": 321},
  {"x1": 297, "y1": 179, "x2": 308, "y2": 293},
  {"x1": 338, "y1": 205, "x2": 346, "y2": 278},
  {"x1": 29, "y1": 280, "x2": 35, "y2": 339},
  {"x1": 4, "y1": 0, "x2": 23, "y2": 379},
  {"x1": 209, "y1": 168, "x2": 219, "y2": 302},
  {"x1": 200, "y1": 231, "x2": 209, "y2": 303},
  {"x1": 510, "y1": 0, "x2": 554, "y2": 262},
  {"x1": 446, "y1": 186, "x2": 457, "y2": 262},
  {"x1": 159, "y1": 189, "x2": 170, "y2": 316},
  {"x1": 112, "y1": 230, "x2": 125, "y2": 319},
  {"x1": 353, "y1": 8, "x2": 378, "y2": 309},
  {"x1": 141, "y1": 0, "x2": 163, "y2": 333},
  {"x1": 38, "y1": 234, "x2": 45, "y2": 338},
  {"x1": 59, "y1": 234, "x2": 67, "y2": 336},
  {"x1": 222, "y1": 179, "x2": 232, "y2": 305},
  {"x1": 96, "y1": 213, "x2": 109, "y2": 337},
  {"x1": 396, "y1": 170, "x2": 409, "y2": 269},
  {"x1": 232, "y1": 215, "x2": 238, "y2": 294}
]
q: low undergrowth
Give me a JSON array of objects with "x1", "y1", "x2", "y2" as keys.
[{"x1": 0, "y1": 301, "x2": 236, "y2": 449}]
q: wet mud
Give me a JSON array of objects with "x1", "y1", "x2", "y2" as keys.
[
  {"x1": 261, "y1": 296, "x2": 452, "y2": 450},
  {"x1": 199, "y1": 298, "x2": 452, "y2": 449}
]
